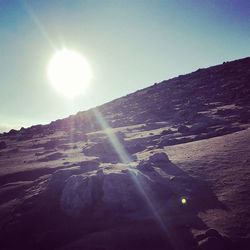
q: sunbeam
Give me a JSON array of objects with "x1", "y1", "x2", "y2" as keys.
[
  {"x1": 20, "y1": 0, "x2": 56, "y2": 49},
  {"x1": 92, "y1": 108, "x2": 131, "y2": 164},
  {"x1": 89, "y1": 107, "x2": 180, "y2": 248}
]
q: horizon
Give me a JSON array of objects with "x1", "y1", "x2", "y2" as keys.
[
  {"x1": 0, "y1": 57, "x2": 227, "y2": 133},
  {"x1": 1, "y1": 0, "x2": 250, "y2": 132},
  {"x1": 1, "y1": 55, "x2": 249, "y2": 134}
]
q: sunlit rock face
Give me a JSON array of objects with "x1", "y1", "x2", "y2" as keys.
[
  {"x1": 48, "y1": 166, "x2": 84, "y2": 194},
  {"x1": 59, "y1": 153, "x2": 190, "y2": 218},
  {"x1": 102, "y1": 171, "x2": 147, "y2": 212},
  {"x1": 60, "y1": 169, "x2": 157, "y2": 217},
  {"x1": 47, "y1": 161, "x2": 100, "y2": 194},
  {"x1": 61, "y1": 153, "x2": 178, "y2": 216},
  {"x1": 137, "y1": 152, "x2": 182, "y2": 176},
  {"x1": 61, "y1": 174, "x2": 95, "y2": 216}
]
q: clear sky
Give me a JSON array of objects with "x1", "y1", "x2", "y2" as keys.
[{"x1": 0, "y1": 0, "x2": 249, "y2": 132}]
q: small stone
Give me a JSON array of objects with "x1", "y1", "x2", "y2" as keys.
[
  {"x1": 177, "y1": 125, "x2": 190, "y2": 134},
  {"x1": 205, "y1": 228, "x2": 221, "y2": 238}
]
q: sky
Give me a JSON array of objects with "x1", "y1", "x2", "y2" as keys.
[{"x1": 0, "y1": 0, "x2": 249, "y2": 132}]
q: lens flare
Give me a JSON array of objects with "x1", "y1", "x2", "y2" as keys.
[{"x1": 181, "y1": 197, "x2": 187, "y2": 205}]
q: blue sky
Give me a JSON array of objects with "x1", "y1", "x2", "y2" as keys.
[{"x1": 0, "y1": 0, "x2": 249, "y2": 132}]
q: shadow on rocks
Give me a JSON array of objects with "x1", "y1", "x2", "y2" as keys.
[{"x1": 0, "y1": 153, "x2": 230, "y2": 250}]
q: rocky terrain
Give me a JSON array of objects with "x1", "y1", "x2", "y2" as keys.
[{"x1": 0, "y1": 57, "x2": 250, "y2": 250}]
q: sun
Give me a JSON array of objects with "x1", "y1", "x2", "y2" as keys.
[{"x1": 47, "y1": 48, "x2": 92, "y2": 98}]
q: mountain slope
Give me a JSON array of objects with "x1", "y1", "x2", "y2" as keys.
[
  {"x1": 0, "y1": 57, "x2": 250, "y2": 250},
  {"x1": 4, "y1": 57, "x2": 250, "y2": 137}
]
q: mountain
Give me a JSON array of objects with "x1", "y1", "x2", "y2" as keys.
[{"x1": 0, "y1": 57, "x2": 250, "y2": 250}]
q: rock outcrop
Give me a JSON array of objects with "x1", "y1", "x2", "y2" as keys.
[
  {"x1": 40, "y1": 152, "x2": 180, "y2": 219},
  {"x1": 57, "y1": 152, "x2": 200, "y2": 221}
]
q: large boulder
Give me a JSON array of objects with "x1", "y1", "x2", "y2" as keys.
[
  {"x1": 60, "y1": 174, "x2": 95, "y2": 216},
  {"x1": 60, "y1": 166, "x2": 172, "y2": 217},
  {"x1": 102, "y1": 170, "x2": 152, "y2": 212},
  {"x1": 60, "y1": 170, "x2": 147, "y2": 216},
  {"x1": 48, "y1": 161, "x2": 100, "y2": 193},
  {"x1": 47, "y1": 166, "x2": 83, "y2": 193},
  {"x1": 59, "y1": 153, "x2": 205, "y2": 222}
]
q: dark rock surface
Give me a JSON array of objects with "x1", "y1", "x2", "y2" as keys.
[{"x1": 0, "y1": 141, "x2": 7, "y2": 150}]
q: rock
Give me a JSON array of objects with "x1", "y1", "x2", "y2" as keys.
[
  {"x1": 190, "y1": 123, "x2": 208, "y2": 134},
  {"x1": 199, "y1": 237, "x2": 222, "y2": 250},
  {"x1": 198, "y1": 229, "x2": 232, "y2": 250},
  {"x1": 138, "y1": 152, "x2": 184, "y2": 176},
  {"x1": 137, "y1": 161, "x2": 154, "y2": 171},
  {"x1": 60, "y1": 170, "x2": 146, "y2": 216},
  {"x1": 60, "y1": 174, "x2": 95, "y2": 216},
  {"x1": 159, "y1": 135, "x2": 192, "y2": 146},
  {"x1": 194, "y1": 133, "x2": 210, "y2": 141},
  {"x1": 0, "y1": 141, "x2": 7, "y2": 150},
  {"x1": 196, "y1": 233, "x2": 207, "y2": 242},
  {"x1": 125, "y1": 142, "x2": 146, "y2": 154},
  {"x1": 198, "y1": 236, "x2": 231, "y2": 250},
  {"x1": 8, "y1": 129, "x2": 18, "y2": 136},
  {"x1": 48, "y1": 166, "x2": 83, "y2": 193},
  {"x1": 158, "y1": 134, "x2": 174, "y2": 146},
  {"x1": 138, "y1": 152, "x2": 171, "y2": 170},
  {"x1": 205, "y1": 228, "x2": 221, "y2": 238},
  {"x1": 161, "y1": 129, "x2": 173, "y2": 135},
  {"x1": 17, "y1": 131, "x2": 33, "y2": 141},
  {"x1": 102, "y1": 171, "x2": 143, "y2": 211},
  {"x1": 177, "y1": 125, "x2": 190, "y2": 134},
  {"x1": 148, "y1": 152, "x2": 170, "y2": 164},
  {"x1": 48, "y1": 160, "x2": 100, "y2": 194},
  {"x1": 60, "y1": 168, "x2": 167, "y2": 217},
  {"x1": 215, "y1": 125, "x2": 241, "y2": 136},
  {"x1": 83, "y1": 142, "x2": 119, "y2": 163}
]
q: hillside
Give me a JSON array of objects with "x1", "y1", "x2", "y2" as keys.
[{"x1": 0, "y1": 57, "x2": 250, "y2": 250}]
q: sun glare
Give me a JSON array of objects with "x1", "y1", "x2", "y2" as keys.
[
  {"x1": 47, "y1": 49, "x2": 92, "y2": 98},
  {"x1": 181, "y1": 197, "x2": 187, "y2": 205}
]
